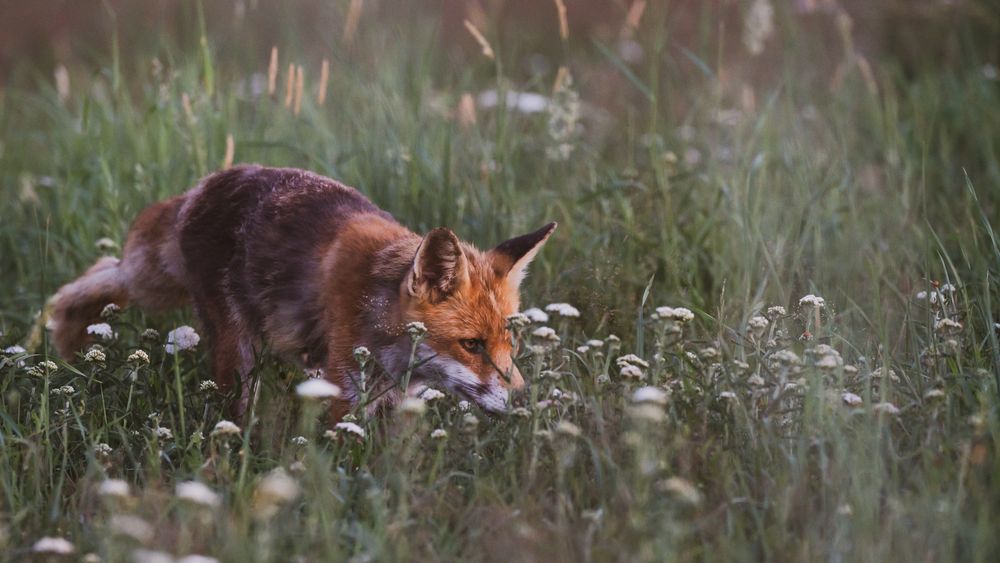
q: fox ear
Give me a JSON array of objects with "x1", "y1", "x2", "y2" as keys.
[
  {"x1": 407, "y1": 228, "x2": 469, "y2": 302},
  {"x1": 490, "y1": 222, "x2": 557, "y2": 288}
]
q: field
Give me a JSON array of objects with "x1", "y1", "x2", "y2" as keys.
[{"x1": 1, "y1": 1, "x2": 999, "y2": 561}]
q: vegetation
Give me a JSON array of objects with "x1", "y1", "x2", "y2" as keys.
[{"x1": 1, "y1": 2, "x2": 998, "y2": 561}]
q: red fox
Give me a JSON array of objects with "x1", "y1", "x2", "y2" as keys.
[{"x1": 49, "y1": 165, "x2": 556, "y2": 419}]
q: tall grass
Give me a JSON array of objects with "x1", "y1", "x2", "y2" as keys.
[{"x1": 1, "y1": 3, "x2": 998, "y2": 561}]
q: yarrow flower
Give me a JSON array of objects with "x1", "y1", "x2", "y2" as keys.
[
  {"x1": 253, "y1": 468, "x2": 300, "y2": 519},
  {"x1": 420, "y1": 388, "x2": 446, "y2": 402},
  {"x1": 86, "y1": 323, "x2": 116, "y2": 341},
  {"x1": 631, "y1": 386, "x2": 668, "y2": 405},
  {"x1": 295, "y1": 378, "x2": 341, "y2": 399},
  {"x1": 798, "y1": 294, "x2": 826, "y2": 310},
  {"x1": 934, "y1": 318, "x2": 962, "y2": 334},
  {"x1": 653, "y1": 306, "x2": 695, "y2": 323},
  {"x1": 3, "y1": 344, "x2": 27, "y2": 355},
  {"x1": 211, "y1": 420, "x2": 241, "y2": 437},
  {"x1": 291, "y1": 435, "x2": 309, "y2": 446},
  {"x1": 32, "y1": 537, "x2": 75, "y2": 555},
  {"x1": 430, "y1": 428, "x2": 448, "y2": 440},
  {"x1": 84, "y1": 347, "x2": 107, "y2": 364},
  {"x1": 100, "y1": 303, "x2": 121, "y2": 320},
  {"x1": 747, "y1": 315, "x2": 769, "y2": 337},
  {"x1": 872, "y1": 402, "x2": 901, "y2": 416},
  {"x1": 353, "y1": 345, "x2": 371, "y2": 365},
  {"x1": 176, "y1": 481, "x2": 220, "y2": 508},
  {"x1": 531, "y1": 326, "x2": 560, "y2": 342},
  {"x1": 766, "y1": 305, "x2": 786, "y2": 319},
  {"x1": 505, "y1": 313, "x2": 530, "y2": 329},
  {"x1": 334, "y1": 421, "x2": 366, "y2": 439},
  {"x1": 98, "y1": 478, "x2": 131, "y2": 499},
  {"x1": 94, "y1": 442, "x2": 113, "y2": 456},
  {"x1": 521, "y1": 308, "x2": 550, "y2": 323},
  {"x1": 165, "y1": 326, "x2": 200, "y2": 353},
  {"x1": 127, "y1": 350, "x2": 150, "y2": 366},
  {"x1": 545, "y1": 302, "x2": 580, "y2": 318},
  {"x1": 399, "y1": 397, "x2": 427, "y2": 415},
  {"x1": 616, "y1": 354, "x2": 650, "y2": 369},
  {"x1": 554, "y1": 420, "x2": 582, "y2": 438},
  {"x1": 841, "y1": 392, "x2": 863, "y2": 407},
  {"x1": 619, "y1": 364, "x2": 644, "y2": 380},
  {"x1": 406, "y1": 321, "x2": 428, "y2": 339},
  {"x1": 199, "y1": 380, "x2": 219, "y2": 392}
]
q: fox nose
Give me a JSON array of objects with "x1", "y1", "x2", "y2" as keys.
[{"x1": 507, "y1": 365, "x2": 525, "y2": 390}]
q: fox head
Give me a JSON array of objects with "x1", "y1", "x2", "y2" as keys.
[{"x1": 399, "y1": 222, "x2": 557, "y2": 413}]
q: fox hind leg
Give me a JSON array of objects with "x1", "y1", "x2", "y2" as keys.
[{"x1": 49, "y1": 257, "x2": 128, "y2": 359}]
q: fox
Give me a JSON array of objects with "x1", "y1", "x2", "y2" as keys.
[{"x1": 48, "y1": 165, "x2": 556, "y2": 420}]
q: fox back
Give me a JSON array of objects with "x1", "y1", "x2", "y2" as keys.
[{"x1": 49, "y1": 165, "x2": 556, "y2": 419}]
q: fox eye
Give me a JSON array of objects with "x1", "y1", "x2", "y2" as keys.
[{"x1": 459, "y1": 338, "x2": 485, "y2": 354}]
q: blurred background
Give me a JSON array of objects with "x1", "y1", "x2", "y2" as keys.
[{"x1": 1, "y1": 0, "x2": 998, "y2": 337}]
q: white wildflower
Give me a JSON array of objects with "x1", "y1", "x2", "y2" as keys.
[
  {"x1": 199, "y1": 380, "x2": 219, "y2": 392},
  {"x1": 94, "y1": 443, "x2": 113, "y2": 456},
  {"x1": 616, "y1": 354, "x2": 650, "y2": 368},
  {"x1": 420, "y1": 388, "x2": 446, "y2": 402},
  {"x1": 654, "y1": 306, "x2": 695, "y2": 323},
  {"x1": 32, "y1": 537, "x2": 75, "y2": 555},
  {"x1": 586, "y1": 339, "x2": 604, "y2": 348},
  {"x1": 132, "y1": 550, "x2": 174, "y2": 563},
  {"x1": 545, "y1": 302, "x2": 580, "y2": 318},
  {"x1": 923, "y1": 388, "x2": 946, "y2": 400},
  {"x1": 841, "y1": 392, "x2": 863, "y2": 407},
  {"x1": 747, "y1": 374, "x2": 766, "y2": 386},
  {"x1": 699, "y1": 347, "x2": 720, "y2": 360},
  {"x1": 522, "y1": 308, "x2": 550, "y2": 323},
  {"x1": 872, "y1": 402, "x2": 901, "y2": 415},
  {"x1": 98, "y1": 478, "x2": 131, "y2": 499},
  {"x1": 505, "y1": 313, "x2": 530, "y2": 329},
  {"x1": 334, "y1": 421, "x2": 366, "y2": 439},
  {"x1": 178, "y1": 556, "x2": 220, "y2": 563},
  {"x1": 86, "y1": 323, "x2": 115, "y2": 341},
  {"x1": 619, "y1": 364, "x2": 644, "y2": 380},
  {"x1": 109, "y1": 514, "x2": 154, "y2": 543},
  {"x1": 84, "y1": 347, "x2": 106, "y2": 363},
  {"x1": 211, "y1": 420, "x2": 241, "y2": 437},
  {"x1": 353, "y1": 346, "x2": 371, "y2": 365},
  {"x1": 153, "y1": 426, "x2": 173, "y2": 440},
  {"x1": 576, "y1": 345, "x2": 590, "y2": 354},
  {"x1": 718, "y1": 391, "x2": 738, "y2": 400},
  {"x1": 747, "y1": 315, "x2": 769, "y2": 337},
  {"x1": 532, "y1": 326, "x2": 560, "y2": 341},
  {"x1": 934, "y1": 318, "x2": 962, "y2": 334},
  {"x1": 94, "y1": 237, "x2": 118, "y2": 252},
  {"x1": 766, "y1": 305, "x2": 786, "y2": 319},
  {"x1": 253, "y1": 468, "x2": 300, "y2": 517},
  {"x1": 554, "y1": 420, "x2": 582, "y2": 438},
  {"x1": 100, "y1": 303, "x2": 120, "y2": 320},
  {"x1": 165, "y1": 326, "x2": 200, "y2": 353},
  {"x1": 291, "y1": 436, "x2": 308, "y2": 446},
  {"x1": 176, "y1": 481, "x2": 220, "y2": 508},
  {"x1": 798, "y1": 294, "x2": 825, "y2": 310},
  {"x1": 3, "y1": 344, "x2": 27, "y2": 355},
  {"x1": 743, "y1": 0, "x2": 775, "y2": 55},
  {"x1": 295, "y1": 378, "x2": 341, "y2": 399},
  {"x1": 405, "y1": 321, "x2": 427, "y2": 338},
  {"x1": 457, "y1": 400, "x2": 471, "y2": 412},
  {"x1": 127, "y1": 350, "x2": 150, "y2": 366},
  {"x1": 631, "y1": 386, "x2": 668, "y2": 405},
  {"x1": 399, "y1": 397, "x2": 427, "y2": 415},
  {"x1": 430, "y1": 428, "x2": 448, "y2": 440}
]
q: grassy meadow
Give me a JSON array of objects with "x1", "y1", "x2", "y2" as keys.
[{"x1": 1, "y1": 1, "x2": 999, "y2": 561}]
